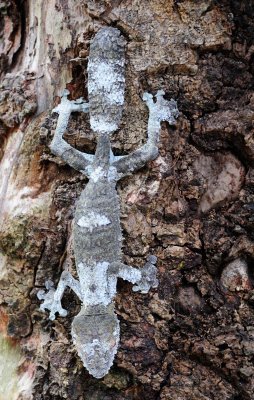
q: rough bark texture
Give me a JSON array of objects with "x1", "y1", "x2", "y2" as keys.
[{"x1": 0, "y1": 0, "x2": 254, "y2": 399}]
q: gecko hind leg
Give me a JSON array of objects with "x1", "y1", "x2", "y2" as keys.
[
  {"x1": 132, "y1": 255, "x2": 158, "y2": 293},
  {"x1": 110, "y1": 255, "x2": 158, "y2": 294},
  {"x1": 37, "y1": 271, "x2": 82, "y2": 321}
]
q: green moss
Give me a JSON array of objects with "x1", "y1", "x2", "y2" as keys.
[
  {"x1": 103, "y1": 369, "x2": 130, "y2": 390},
  {"x1": 177, "y1": 261, "x2": 184, "y2": 270},
  {"x1": 31, "y1": 199, "x2": 51, "y2": 221},
  {"x1": 19, "y1": 119, "x2": 40, "y2": 157},
  {"x1": 0, "y1": 216, "x2": 33, "y2": 259}
]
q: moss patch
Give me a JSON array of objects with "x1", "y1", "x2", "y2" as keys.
[{"x1": 0, "y1": 216, "x2": 33, "y2": 259}]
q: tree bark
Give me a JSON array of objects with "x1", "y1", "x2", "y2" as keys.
[{"x1": 0, "y1": 0, "x2": 254, "y2": 399}]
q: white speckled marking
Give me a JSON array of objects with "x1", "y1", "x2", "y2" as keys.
[
  {"x1": 88, "y1": 58, "x2": 125, "y2": 133},
  {"x1": 90, "y1": 166, "x2": 105, "y2": 182},
  {"x1": 90, "y1": 117, "x2": 118, "y2": 135},
  {"x1": 108, "y1": 166, "x2": 117, "y2": 182},
  {"x1": 88, "y1": 62, "x2": 124, "y2": 96},
  {"x1": 77, "y1": 261, "x2": 115, "y2": 307},
  {"x1": 77, "y1": 212, "x2": 110, "y2": 231}
]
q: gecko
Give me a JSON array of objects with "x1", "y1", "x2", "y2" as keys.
[{"x1": 37, "y1": 27, "x2": 179, "y2": 379}]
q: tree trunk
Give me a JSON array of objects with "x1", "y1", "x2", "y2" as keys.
[{"x1": 0, "y1": 0, "x2": 254, "y2": 399}]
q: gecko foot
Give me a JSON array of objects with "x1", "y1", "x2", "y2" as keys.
[
  {"x1": 133, "y1": 255, "x2": 159, "y2": 294},
  {"x1": 52, "y1": 89, "x2": 89, "y2": 115},
  {"x1": 142, "y1": 90, "x2": 179, "y2": 125},
  {"x1": 37, "y1": 280, "x2": 67, "y2": 321}
]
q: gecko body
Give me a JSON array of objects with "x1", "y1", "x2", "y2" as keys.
[{"x1": 37, "y1": 28, "x2": 179, "y2": 379}]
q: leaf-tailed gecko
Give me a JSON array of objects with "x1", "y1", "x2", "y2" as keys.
[{"x1": 37, "y1": 27, "x2": 179, "y2": 379}]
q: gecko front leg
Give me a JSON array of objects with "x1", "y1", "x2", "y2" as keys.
[
  {"x1": 38, "y1": 271, "x2": 82, "y2": 321},
  {"x1": 50, "y1": 89, "x2": 94, "y2": 177},
  {"x1": 110, "y1": 255, "x2": 158, "y2": 294},
  {"x1": 112, "y1": 90, "x2": 179, "y2": 180}
]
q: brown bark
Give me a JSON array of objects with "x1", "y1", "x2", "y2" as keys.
[{"x1": 0, "y1": 0, "x2": 254, "y2": 399}]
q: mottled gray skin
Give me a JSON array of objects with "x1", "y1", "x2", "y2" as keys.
[{"x1": 37, "y1": 28, "x2": 179, "y2": 379}]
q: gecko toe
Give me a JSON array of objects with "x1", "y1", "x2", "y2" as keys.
[
  {"x1": 49, "y1": 312, "x2": 56, "y2": 321},
  {"x1": 37, "y1": 290, "x2": 46, "y2": 300},
  {"x1": 59, "y1": 309, "x2": 67, "y2": 317},
  {"x1": 147, "y1": 255, "x2": 157, "y2": 264}
]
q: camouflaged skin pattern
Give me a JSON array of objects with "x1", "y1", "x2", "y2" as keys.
[{"x1": 37, "y1": 27, "x2": 179, "y2": 379}]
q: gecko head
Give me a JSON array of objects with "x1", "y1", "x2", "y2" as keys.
[{"x1": 71, "y1": 303, "x2": 120, "y2": 379}]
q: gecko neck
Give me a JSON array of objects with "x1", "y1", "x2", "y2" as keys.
[{"x1": 93, "y1": 133, "x2": 111, "y2": 170}]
